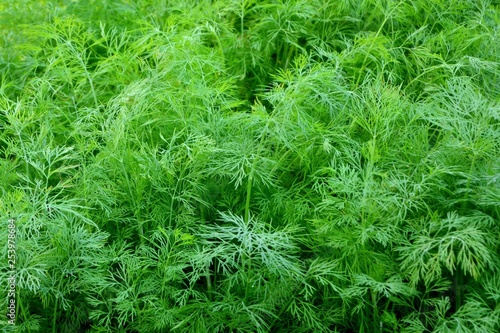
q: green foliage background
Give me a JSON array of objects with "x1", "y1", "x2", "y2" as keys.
[{"x1": 0, "y1": 0, "x2": 499, "y2": 332}]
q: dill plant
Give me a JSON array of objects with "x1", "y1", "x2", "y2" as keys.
[{"x1": 1, "y1": 0, "x2": 499, "y2": 332}]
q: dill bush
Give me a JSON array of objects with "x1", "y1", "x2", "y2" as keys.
[{"x1": 1, "y1": 0, "x2": 499, "y2": 332}]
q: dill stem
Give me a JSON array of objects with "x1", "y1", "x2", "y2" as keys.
[
  {"x1": 371, "y1": 290, "x2": 380, "y2": 333},
  {"x1": 52, "y1": 297, "x2": 58, "y2": 333},
  {"x1": 201, "y1": 208, "x2": 213, "y2": 301}
]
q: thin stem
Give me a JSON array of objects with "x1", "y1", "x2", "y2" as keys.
[
  {"x1": 454, "y1": 153, "x2": 477, "y2": 312},
  {"x1": 269, "y1": 296, "x2": 294, "y2": 330},
  {"x1": 68, "y1": 42, "x2": 99, "y2": 109},
  {"x1": 201, "y1": 208, "x2": 213, "y2": 301},
  {"x1": 240, "y1": 0, "x2": 245, "y2": 33},
  {"x1": 52, "y1": 297, "x2": 58, "y2": 333},
  {"x1": 244, "y1": 170, "x2": 253, "y2": 225},
  {"x1": 355, "y1": 3, "x2": 402, "y2": 87},
  {"x1": 283, "y1": 44, "x2": 295, "y2": 70},
  {"x1": 371, "y1": 290, "x2": 380, "y2": 333},
  {"x1": 243, "y1": 121, "x2": 269, "y2": 303}
]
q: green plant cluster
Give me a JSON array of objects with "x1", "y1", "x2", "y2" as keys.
[{"x1": 1, "y1": 0, "x2": 499, "y2": 332}]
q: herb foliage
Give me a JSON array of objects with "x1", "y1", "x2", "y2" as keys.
[{"x1": 1, "y1": 0, "x2": 499, "y2": 332}]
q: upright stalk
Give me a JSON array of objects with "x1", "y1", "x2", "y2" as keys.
[
  {"x1": 371, "y1": 290, "x2": 380, "y2": 333},
  {"x1": 240, "y1": 0, "x2": 245, "y2": 33},
  {"x1": 244, "y1": 170, "x2": 253, "y2": 225},
  {"x1": 201, "y1": 208, "x2": 213, "y2": 301},
  {"x1": 243, "y1": 124, "x2": 268, "y2": 226},
  {"x1": 19, "y1": 297, "x2": 31, "y2": 333},
  {"x1": 454, "y1": 153, "x2": 477, "y2": 312},
  {"x1": 243, "y1": 122, "x2": 269, "y2": 302},
  {"x1": 52, "y1": 297, "x2": 58, "y2": 333}
]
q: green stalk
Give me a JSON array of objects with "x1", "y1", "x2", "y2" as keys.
[
  {"x1": 268, "y1": 296, "x2": 295, "y2": 330},
  {"x1": 243, "y1": 123, "x2": 269, "y2": 302},
  {"x1": 371, "y1": 290, "x2": 380, "y2": 333},
  {"x1": 454, "y1": 153, "x2": 477, "y2": 312},
  {"x1": 244, "y1": 170, "x2": 253, "y2": 226},
  {"x1": 201, "y1": 208, "x2": 213, "y2": 301},
  {"x1": 240, "y1": 0, "x2": 245, "y2": 33},
  {"x1": 75, "y1": 50, "x2": 99, "y2": 109},
  {"x1": 243, "y1": 171, "x2": 253, "y2": 301},
  {"x1": 283, "y1": 44, "x2": 295, "y2": 70},
  {"x1": 120, "y1": 155, "x2": 144, "y2": 242},
  {"x1": 275, "y1": 40, "x2": 284, "y2": 69},
  {"x1": 16, "y1": 124, "x2": 30, "y2": 187},
  {"x1": 17, "y1": 296, "x2": 32, "y2": 333},
  {"x1": 243, "y1": 127, "x2": 267, "y2": 226},
  {"x1": 454, "y1": 272, "x2": 464, "y2": 312},
  {"x1": 169, "y1": 172, "x2": 183, "y2": 229},
  {"x1": 355, "y1": 3, "x2": 402, "y2": 87},
  {"x1": 462, "y1": 153, "x2": 477, "y2": 209},
  {"x1": 52, "y1": 297, "x2": 58, "y2": 333}
]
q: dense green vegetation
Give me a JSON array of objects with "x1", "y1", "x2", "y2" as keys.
[{"x1": 1, "y1": 0, "x2": 499, "y2": 332}]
